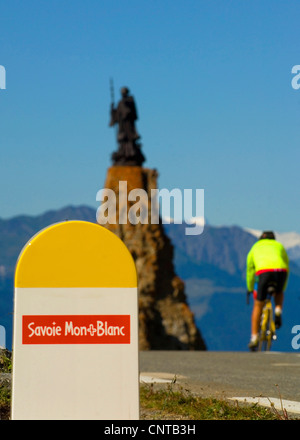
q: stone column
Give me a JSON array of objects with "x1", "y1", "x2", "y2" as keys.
[{"x1": 99, "y1": 166, "x2": 206, "y2": 350}]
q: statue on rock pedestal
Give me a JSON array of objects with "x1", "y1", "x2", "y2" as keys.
[{"x1": 109, "y1": 85, "x2": 146, "y2": 166}]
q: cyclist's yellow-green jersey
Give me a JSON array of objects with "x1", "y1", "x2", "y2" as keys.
[{"x1": 246, "y1": 239, "x2": 289, "y2": 292}]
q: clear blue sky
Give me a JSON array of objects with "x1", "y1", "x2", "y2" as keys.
[{"x1": 1, "y1": 0, "x2": 300, "y2": 233}]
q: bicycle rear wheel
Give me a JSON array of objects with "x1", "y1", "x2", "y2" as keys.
[{"x1": 258, "y1": 308, "x2": 274, "y2": 351}]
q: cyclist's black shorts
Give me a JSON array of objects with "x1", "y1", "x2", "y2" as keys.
[{"x1": 253, "y1": 269, "x2": 287, "y2": 301}]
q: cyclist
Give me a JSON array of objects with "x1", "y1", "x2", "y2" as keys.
[{"x1": 246, "y1": 231, "x2": 289, "y2": 350}]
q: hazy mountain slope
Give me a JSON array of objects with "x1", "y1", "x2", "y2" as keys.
[
  {"x1": 0, "y1": 205, "x2": 96, "y2": 277},
  {"x1": 0, "y1": 206, "x2": 299, "y2": 352},
  {"x1": 164, "y1": 223, "x2": 257, "y2": 276}
]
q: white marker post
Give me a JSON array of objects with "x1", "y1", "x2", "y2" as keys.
[{"x1": 12, "y1": 221, "x2": 139, "y2": 420}]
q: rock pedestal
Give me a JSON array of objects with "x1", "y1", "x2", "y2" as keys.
[{"x1": 99, "y1": 166, "x2": 206, "y2": 350}]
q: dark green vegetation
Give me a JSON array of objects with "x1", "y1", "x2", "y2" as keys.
[{"x1": 0, "y1": 350, "x2": 11, "y2": 420}]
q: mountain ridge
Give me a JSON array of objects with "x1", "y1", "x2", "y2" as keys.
[{"x1": 0, "y1": 205, "x2": 299, "y2": 352}]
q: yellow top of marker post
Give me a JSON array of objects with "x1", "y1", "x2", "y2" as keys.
[{"x1": 15, "y1": 221, "x2": 137, "y2": 288}]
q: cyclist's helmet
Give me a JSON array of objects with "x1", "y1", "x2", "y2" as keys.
[{"x1": 259, "y1": 231, "x2": 275, "y2": 240}]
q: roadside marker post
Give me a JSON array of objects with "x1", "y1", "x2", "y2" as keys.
[{"x1": 11, "y1": 221, "x2": 139, "y2": 420}]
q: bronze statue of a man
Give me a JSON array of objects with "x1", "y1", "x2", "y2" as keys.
[{"x1": 109, "y1": 86, "x2": 145, "y2": 166}]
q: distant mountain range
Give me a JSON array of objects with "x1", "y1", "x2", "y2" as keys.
[
  {"x1": 1, "y1": 205, "x2": 299, "y2": 352},
  {"x1": 164, "y1": 222, "x2": 300, "y2": 352}
]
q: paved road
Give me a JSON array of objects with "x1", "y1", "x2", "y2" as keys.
[{"x1": 140, "y1": 351, "x2": 300, "y2": 403}]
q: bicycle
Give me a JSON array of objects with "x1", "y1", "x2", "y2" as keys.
[
  {"x1": 247, "y1": 283, "x2": 278, "y2": 351},
  {"x1": 257, "y1": 284, "x2": 277, "y2": 351}
]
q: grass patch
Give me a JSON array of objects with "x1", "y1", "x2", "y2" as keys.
[
  {"x1": 0, "y1": 350, "x2": 12, "y2": 374},
  {"x1": 140, "y1": 383, "x2": 285, "y2": 420},
  {"x1": 0, "y1": 350, "x2": 12, "y2": 420},
  {"x1": 0, "y1": 386, "x2": 11, "y2": 420}
]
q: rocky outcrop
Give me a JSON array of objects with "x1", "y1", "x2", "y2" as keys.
[{"x1": 98, "y1": 166, "x2": 206, "y2": 350}]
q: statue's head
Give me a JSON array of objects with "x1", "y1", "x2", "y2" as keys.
[{"x1": 121, "y1": 87, "x2": 129, "y2": 97}]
